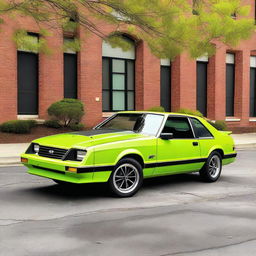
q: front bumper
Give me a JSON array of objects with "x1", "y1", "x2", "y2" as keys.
[{"x1": 21, "y1": 153, "x2": 112, "y2": 183}]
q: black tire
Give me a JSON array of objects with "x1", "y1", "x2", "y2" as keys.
[
  {"x1": 108, "y1": 158, "x2": 143, "y2": 197},
  {"x1": 199, "y1": 151, "x2": 222, "y2": 182}
]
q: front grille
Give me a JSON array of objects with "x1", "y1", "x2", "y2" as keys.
[{"x1": 38, "y1": 145, "x2": 68, "y2": 160}]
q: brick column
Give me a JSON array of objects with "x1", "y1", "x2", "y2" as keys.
[
  {"x1": 234, "y1": 50, "x2": 250, "y2": 125},
  {"x1": 0, "y1": 23, "x2": 17, "y2": 123},
  {"x1": 171, "y1": 54, "x2": 197, "y2": 111},
  {"x1": 79, "y1": 28, "x2": 102, "y2": 127},
  {"x1": 39, "y1": 28, "x2": 64, "y2": 120},
  {"x1": 135, "y1": 41, "x2": 160, "y2": 110},
  {"x1": 207, "y1": 47, "x2": 226, "y2": 120}
]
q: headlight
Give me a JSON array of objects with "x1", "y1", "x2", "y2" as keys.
[
  {"x1": 34, "y1": 144, "x2": 40, "y2": 154},
  {"x1": 76, "y1": 150, "x2": 86, "y2": 161}
]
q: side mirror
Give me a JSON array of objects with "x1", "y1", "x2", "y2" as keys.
[{"x1": 160, "y1": 133, "x2": 173, "y2": 140}]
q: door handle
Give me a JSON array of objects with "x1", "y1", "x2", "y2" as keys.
[{"x1": 193, "y1": 142, "x2": 199, "y2": 146}]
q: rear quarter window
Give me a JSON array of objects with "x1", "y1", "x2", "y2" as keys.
[{"x1": 190, "y1": 118, "x2": 213, "y2": 138}]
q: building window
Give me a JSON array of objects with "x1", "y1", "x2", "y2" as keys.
[
  {"x1": 17, "y1": 33, "x2": 39, "y2": 115},
  {"x1": 102, "y1": 36, "x2": 135, "y2": 111},
  {"x1": 160, "y1": 59, "x2": 171, "y2": 112},
  {"x1": 196, "y1": 56, "x2": 208, "y2": 117},
  {"x1": 102, "y1": 58, "x2": 135, "y2": 111},
  {"x1": 250, "y1": 56, "x2": 256, "y2": 117},
  {"x1": 63, "y1": 37, "x2": 78, "y2": 99},
  {"x1": 226, "y1": 53, "x2": 235, "y2": 117}
]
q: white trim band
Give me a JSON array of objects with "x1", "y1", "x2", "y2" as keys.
[
  {"x1": 160, "y1": 59, "x2": 171, "y2": 66},
  {"x1": 225, "y1": 117, "x2": 241, "y2": 122},
  {"x1": 102, "y1": 40, "x2": 135, "y2": 60},
  {"x1": 250, "y1": 56, "x2": 256, "y2": 68},
  {"x1": 226, "y1": 53, "x2": 235, "y2": 64}
]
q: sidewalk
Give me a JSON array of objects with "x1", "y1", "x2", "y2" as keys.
[{"x1": 0, "y1": 133, "x2": 256, "y2": 166}]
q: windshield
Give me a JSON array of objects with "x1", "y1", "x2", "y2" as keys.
[{"x1": 96, "y1": 113, "x2": 165, "y2": 136}]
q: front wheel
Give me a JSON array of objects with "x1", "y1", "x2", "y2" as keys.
[
  {"x1": 199, "y1": 152, "x2": 222, "y2": 182},
  {"x1": 108, "y1": 158, "x2": 143, "y2": 197}
]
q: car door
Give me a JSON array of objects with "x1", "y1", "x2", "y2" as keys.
[
  {"x1": 155, "y1": 116, "x2": 203, "y2": 175},
  {"x1": 189, "y1": 117, "x2": 215, "y2": 159}
]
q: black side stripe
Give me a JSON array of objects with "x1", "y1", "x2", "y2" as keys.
[
  {"x1": 144, "y1": 158, "x2": 208, "y2": 169},
  {"x1": 223, "y1": 153, "x2": 237, "y2": 159},
  {"x1": 33, "y1": 153, "x2": 237, "y2": 174}
]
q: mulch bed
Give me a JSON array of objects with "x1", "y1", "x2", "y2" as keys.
[{"x1": 0, "y1": 125, "x2": 73, "y2": 144}]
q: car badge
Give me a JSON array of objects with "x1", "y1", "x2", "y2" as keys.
[{"x1": 49, "y1": 150, "x2": 54, "y2": 154}]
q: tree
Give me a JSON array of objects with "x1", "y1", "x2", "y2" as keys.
[{"x1": 0, "y1": 0, "x2": 254, "y2": 59}]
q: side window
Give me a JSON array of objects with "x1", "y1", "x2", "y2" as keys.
[
  {"x1": 190, "y1": 118, "x2": 213, "y2": 138},
  {"x1": 162, "y1": 117, "x2": 194, "y2": 139}
]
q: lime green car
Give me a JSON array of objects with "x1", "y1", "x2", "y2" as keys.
[{"x1": 21, "y1": 111, "x2": 237, "y2": 197}]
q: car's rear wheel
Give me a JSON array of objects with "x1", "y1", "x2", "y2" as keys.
[
  {"x1": 108, "y1": 158, "x2": 143, "y2": 197},
  {"x1": 199, "y1": 151, "x2": 222, "y2": 182}
]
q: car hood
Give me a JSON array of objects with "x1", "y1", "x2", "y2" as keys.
[{"x1": 33, "y1": 129, "x2": 149, "y2": 149}]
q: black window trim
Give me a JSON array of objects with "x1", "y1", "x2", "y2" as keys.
[
  {"x1": 189, "y1": 117, "x2": 214, "y2": 139},
  {"x1": 159, "y1": 115, "x2": 197, "y2": 140},
  {"x1": 103, "y1": 57, "x2": 135, "y2": 112}
]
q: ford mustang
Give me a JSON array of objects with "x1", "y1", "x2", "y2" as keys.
[{"x1": 21, "y1": 111, "x2": 237, "y2": 197}]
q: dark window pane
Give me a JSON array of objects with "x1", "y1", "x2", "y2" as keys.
[
  {"x1": 103, "y1": 90, "x2": 110, "y2": 111},
  {"x1": 160, "y1": 65, "x2": 171, "y2": 111},
  {"x1": 18, "y1": 51, "x2": 38, "y2": 114},
  {"x1": 226, "y1": 63, "x2": 235, "y2": 116},
  {"x1": 190, "y1": 118, "x2": 213, "y2": 138},
  {"x1": 196, "y1": 61, "x2": 207, "y2": 116},
  {"x1": 162, "y1": 117, "x2": 194, "y2": 139},
  {"x1": 127, "y1": 60, "x2": 135, "y2": 90},
  {"x1": 64, "y1": 53, "x2": 77, "y2": 99},
  {"x1": 250, "y1": 67, "x2": 256, "y2": 117},
  {"x1": 103, "y1": 58, "x2": 110, "y2": 89},
  {"x1": 127, "y1": 91, "x2": 134, "y2": 110}
]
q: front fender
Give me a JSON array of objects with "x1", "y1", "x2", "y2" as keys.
[{"x1": 115, "y1": 149, "x2": 145, "y2": 165}]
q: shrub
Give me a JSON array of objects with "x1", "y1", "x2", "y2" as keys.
[
  {"x1": 177, "y1": 108, "x2": 204, "y2": 118},
  {"x1": 44, "y1": 120, "x2": 61, "y2": 129},
  {"x1": 47, "y1": 98, "x2": 84, "y2": 127},
  {"x1": 147, "y1": 106, "x2": 165, "y2": 112},
  {"x1": 0, "y1": 120, "x2": 36, "y2": 134},
  {"x1": 208, "y1": 120, "x2": 227, "y2": 131},
  {"x1": 69, "y1": 123, "x2": 85, "y2": 131}
]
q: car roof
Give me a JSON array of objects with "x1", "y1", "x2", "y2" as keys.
[{"x1": 117, "y1": 111, "x2": 201, "y2": 119}]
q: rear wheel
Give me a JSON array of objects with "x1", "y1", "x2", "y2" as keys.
[
  {"x1": 199, "y1": 151, "x2": 222, "y2": 182},
  {"x1": 108, "y1": 158, "x2": 143, "y2": 197}
]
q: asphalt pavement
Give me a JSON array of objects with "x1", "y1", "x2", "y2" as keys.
[{"x1": 0, "y1": 150, "x2": 256, "y2": 255}]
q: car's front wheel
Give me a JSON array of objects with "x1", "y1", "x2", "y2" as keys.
[
  {"x1": 199, "y1": 151, "x2": 222, "y2": 182},
  {"x1": 108, "y1": 158, "x2": 143, "y2": 197}
]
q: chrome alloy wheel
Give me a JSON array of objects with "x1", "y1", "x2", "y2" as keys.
[
  {"x1": 113, "y1": 163, "x2": 139, "y2": 194},
  {"x1": 208, "y1": 155, "x2": 221, "y2": 178}
]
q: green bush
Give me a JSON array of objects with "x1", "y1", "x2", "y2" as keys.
[
  {"x1": 208, "y1": 120, "x2": 227, "y2": 131},
  {"x1": 0, "y1": 120, "x2": 36, "y2": 134},
  {"x1": 44, "y1": 120, "x2": 61, "y2": 129},
  {"x1": 69, "y1": 123, "x2": 85, "y2": 131},
  {"x1": 147, "y1": 106, "x2": 165, "y2": 112},
  {"x1": 47, "y1": 98, "x2": 84, "y2": 127},
  {"x1": 177, "y1": 108, "x2": 204, "y2": 118}
]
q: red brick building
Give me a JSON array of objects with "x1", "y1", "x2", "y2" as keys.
[{"x1": 1, "y1": 1, "x2": 256, "y2": 129}]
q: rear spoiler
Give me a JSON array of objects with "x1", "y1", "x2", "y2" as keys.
[{"x1": 220, "y1": 131, "x2": 232, "y2": 135}]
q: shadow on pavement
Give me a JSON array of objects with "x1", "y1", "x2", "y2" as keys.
[{"x1": 20, "y1": 173, "x2": 202, "y2": 200}]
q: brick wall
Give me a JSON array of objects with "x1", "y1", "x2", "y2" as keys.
[{"x1": 0, "y1": 1, "x2": 256, "y2": 129}]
